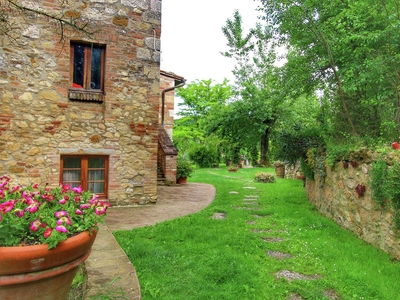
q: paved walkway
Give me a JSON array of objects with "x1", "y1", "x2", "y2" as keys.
[{"x1": 85, "y1": 183, "x2": 216, "y2": 299}]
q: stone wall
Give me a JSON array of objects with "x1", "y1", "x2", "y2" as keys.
[
  {"x1": 305, "y1": 154, "x2": 400, "y2": 259},
  {"x1": 0, "y1": 0, "x2": 162, "y2": 205}
]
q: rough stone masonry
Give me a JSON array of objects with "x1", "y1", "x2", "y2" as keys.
[{"x1": 0, "y1": 0, "x2": 163, "y2": 205}]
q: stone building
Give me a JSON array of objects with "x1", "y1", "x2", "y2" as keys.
[{"x1": 0, "y1": 0, "x2": 177, "y2": 206}]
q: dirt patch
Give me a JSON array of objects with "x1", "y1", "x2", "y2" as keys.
[
  {"x1": 211, "y1": 212, "x2": 226, "y2": 220},
  {"x1": 247, "y1": 221, "x2": 257, "y2": 225},
  {"x1": 276, "y1": 270, "x2": 321, "y2": 281},
  {"x1": 267, "y1": 250, "x2": 292, "y2": 260}
]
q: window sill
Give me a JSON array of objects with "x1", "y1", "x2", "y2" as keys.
[{"x1": 68, "y1": 89, "x2": 104, "y2": 102}]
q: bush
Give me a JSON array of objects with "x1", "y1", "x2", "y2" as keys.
[
  {"x1": 189, "y1": 144, "x2": 219, "y2": 168},
  {"x1": 254, "y1": 172, "x2": 275, "y2": 183},
  {"x1": 176, "y1": 158, "x2": 194, "y2": 178}
]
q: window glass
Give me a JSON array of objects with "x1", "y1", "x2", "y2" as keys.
[
  {"x1": 91, "y1": 47, "x2": 102, "y2": 90},
  {"x1": 88, "y1": 182, "x2": 105, "y2": 194},
  {"x1": 63, "y1": 157, "x2": 81, "y2": 168},
  {"x1": 73, "y1": 45, "x2": 85, "y2": 88},
  {"x1": 88, "y1": 157, "x2": 105, "y2": 168}
]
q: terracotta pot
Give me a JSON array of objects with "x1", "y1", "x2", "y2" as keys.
[
  {"x1": 176, "y1": 177, "x2": 187, "y2": 184},
  {"x1": 275, "y1": 166, "x2": 285, "y2": 178},
  {"x1": 0, "y1": 230, "x2": 97, "y2": 300}
]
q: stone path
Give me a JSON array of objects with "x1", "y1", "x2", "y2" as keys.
[{"x1": 227, "y1": 184, "x2": 340, "y2": 300}]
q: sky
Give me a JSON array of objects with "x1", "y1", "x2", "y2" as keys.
[{"x1": 160, "y1": 0, "x2": 261, "y2": 85}]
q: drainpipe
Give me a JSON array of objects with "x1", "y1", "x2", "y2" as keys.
[{"x1": 161, "y1": 78, "x2": 186, "y2": 127}]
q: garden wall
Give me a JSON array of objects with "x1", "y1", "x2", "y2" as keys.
[{"x1": 305, "y1": 153, "x2": 400, "y2": 259}]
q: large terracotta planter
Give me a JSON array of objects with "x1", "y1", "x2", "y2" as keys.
[{"x1": 0, "y1": 230, "x2": 97, "y2": 300}]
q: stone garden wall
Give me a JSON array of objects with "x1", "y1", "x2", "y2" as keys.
[
  {"x1": 305, "y1": 152, "x2": 400, "y2": 259},
  {"x1": 0, "y1": 0, "x2": 162, "y2": 205}
]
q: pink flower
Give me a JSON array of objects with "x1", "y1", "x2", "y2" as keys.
[
  {"x1": 54, "y1": 210, "x2": 68, "y2": 218},
  {"x1": 0, "y1": 201, "x2": 14, "y2": 213},
  {"x1": 55, "y1": 225, "x2": 68, "y2": 233},
  {"x1": 11, "y1": 186, "x2": 20, "y2": 193},
  {"x1": 58, "y1": 198, "x2": 66, "y2": 205},
  {"x1": 80, "y1": 204, "x2": 91, "y2": 210},
  {"x1": 75, "y1": 209, "x2": 83, "y2": 215},
  {"x1": 14, "y1": 209, "x2": 24, "y2": 218},
  {"x1": 32, "y1": 183, "x2": 39, "y2": 189},
  {"x1": 30, "y1": 219, "x2": 41, "y2": 232},
  {"x1": 72, "y1": 186, "x2": 82, "y2": 194},
  {"x1": 57, "y1": 217, "x2": 72, "y2": 226},
  {"x1": 95, "y1": 206, "x2": 107, "y2": 215},
  {"x1": 61, "y1": 184, "x2": 70, "y2": 193},
  {"x1": 26, "y1": 203, "x2": 39, "y2": 213},
  {"x1": 43, "y1": 228, "x2": 52, "y2": 239}
]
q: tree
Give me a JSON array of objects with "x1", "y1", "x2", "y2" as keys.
[
  {"x1": 219, "y1": 10, "x2": 284, "y2": 164},
  {"x1": 173, "y1": 79, "x2": 232, "y2": 163},
  {"x1": 258, "y1": 0, "x2": 400, "y2": 142},
  {"x1": 176, "y1": 79, "x2": 232, "y2": 125}
]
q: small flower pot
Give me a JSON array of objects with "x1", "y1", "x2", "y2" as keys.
[
  {"x1": 275, "y1": 166, "x2": 285, "y2": 178},
  {"x1": 0, "y1": 230, "x2": 97, "y2": 300},
  {"x1": 176, "y1": 177, "x2": 187, "y2": 184}
]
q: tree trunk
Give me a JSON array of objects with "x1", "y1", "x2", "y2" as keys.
[{"x1": 260, "y1": 127, "x2": 270, "y2": 165}]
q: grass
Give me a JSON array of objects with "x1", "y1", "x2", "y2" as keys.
[{"x1": 114, "y1": 167, "x2": 400, "y2": 299}]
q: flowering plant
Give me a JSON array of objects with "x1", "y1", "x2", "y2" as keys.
[{"x1": 0, "y1": 176, "x2": 110, "y2": 249}]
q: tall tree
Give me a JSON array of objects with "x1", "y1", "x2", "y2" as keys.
[
  {"x1": 220, "y1": 10, "x2": 283, "y2": 163},
  {"x1": 258, "y1": 0, "x2": 400, "y2": 141}
]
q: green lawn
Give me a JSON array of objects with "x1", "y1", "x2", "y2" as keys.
[{"x1": 114, "y1": 167, "x2": 400, "y2": 300}]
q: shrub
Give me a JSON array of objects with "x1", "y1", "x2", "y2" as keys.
[
  {"x1": 189, "y1": 144, "x2": 219, "y2": 168},
  {"x1": 176, "y1": 158, "x2": 194, "y2": 178},
  {"x1": 254, "y1": 172, "x2": 275, "y2": 183}
]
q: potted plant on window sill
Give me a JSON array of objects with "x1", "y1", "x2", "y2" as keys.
[
  {"x1": 176, "y1": 158, "x2": 194, "y2": 184},
  {"x1": 0, "y1": 175, "x2": 110, "y2": 300}
]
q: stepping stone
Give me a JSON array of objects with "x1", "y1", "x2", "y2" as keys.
[
  {"x1": 251, "y1": 214, "x2": 269, "y2": 218},
  {"x1": 267, "y1": 250, "x2": 292, "y2": 260},
  {"x1": 323, "y1": 289, "x2": 341, "y2": 300},
  {"x1": 229, "y1": 191, "x2": 239, "y2": 194},
  {"x1": 288, "y1": 294, "x2": 303, "y2": 300},
  {"x1": 251, "y1": 229, "x2": 273, "y2": 233},
  {"x1": 243, "y1": 202, "x2": 258, "y2": 205},
  {"x1": 243, "y1": 198, "x2": 258, "y2": 202},
  {"x1": 211, "y1": 212, "x2": 226, "y2": 220},
  {"x1": 243, "y1": 187, "x2": 256, "y2": 189},
  {"x1": 244, "y1": 195, "x2": 259, "y2": 199},
  {"x1": 262, "y1": 237, "x2": 284, "y2": 242},
  {"x1": 275, "y1": 270, "x2": 321, "y2": 281},
  {"x1": 232, "y1": 206, "x2": 260, "y2": 211}
]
